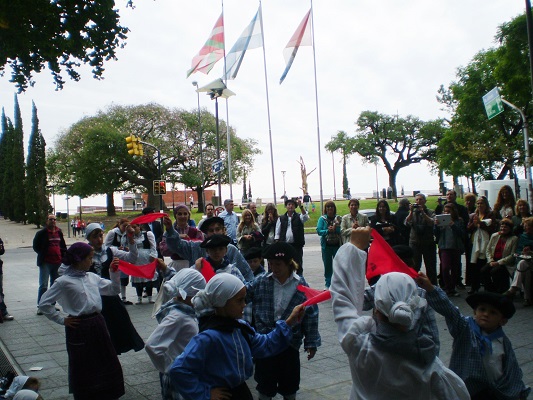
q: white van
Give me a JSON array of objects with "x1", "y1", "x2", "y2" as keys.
[{"x1": 477, "y1": 179, "x2": 529, "y2": 208}]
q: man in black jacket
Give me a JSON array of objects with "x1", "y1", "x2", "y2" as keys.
[
  {"x1": 33, "y1": 215, "x2": 67, "y2": 314},
  {"x1": 274, "y1": 197, "x2": 309, "y2": 275}
]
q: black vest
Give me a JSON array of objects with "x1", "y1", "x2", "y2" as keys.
[{"x1": 279, "y1": 212, "x2": 305, "y2": 246}]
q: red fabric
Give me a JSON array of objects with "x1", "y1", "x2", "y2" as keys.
[
  {"x1": 118, "y1": 259, "x2": 157, "y2": 279},
  {"x1": 367, "y1": 229, "x2": 418, "y2": 280},
  {"x1": 297, "y1": 285, "x2": 332, "y2": 306},
  {"x1": 130, "y1": 213, "x2": 168, "y2": 225},
  {"x1": 493, "y1": 236, "x2": 506, "y2": 261},
  {"x1": 200, "y1": 258, "x2": 216, "y2": 282}
]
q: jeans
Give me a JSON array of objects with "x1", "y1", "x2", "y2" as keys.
[{"x1": 37, "y1": 263, "x2": 60, "y2": 304}]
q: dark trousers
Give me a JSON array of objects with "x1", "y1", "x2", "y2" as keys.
[
  {"x1": 289, "y1": 244, "x2": 304, "y2": 276},
  {"x1": 440, "y1": 249, "x2": 461, "y2": 293},
  {"x1": 480, "y1": 263, "x2": 510, "y2": 293},
  {"x1": 255, "y1": 346, "x2": 300, "y2": 397},
  {"x1": 133, "y1": 281, "x2": 153, "y2": 297},
  {"x1": 469, "y1": 258, "x2": 485, "y2": 292},
  {"x1": 411, "y1": 243, "x2": 437, "y2": 284}
]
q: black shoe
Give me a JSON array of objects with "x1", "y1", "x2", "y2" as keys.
[
  {"x1": 467, "y1": 289, "x2": 477, "y2": 295},
  {"x1": 456, "y1": 283, "x2": 466, "y2": 289},
  {"x1": 123, "y1": 300, "x2": 133, "y2": 305}
]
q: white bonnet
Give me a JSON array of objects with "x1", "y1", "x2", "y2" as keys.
[
  {"x1": 5, "y1": 376, "x2": 29, "y2": 399},
  {"x1": 13, "y1": 389, "x2": 40, "y2": 400},
  {"x1": 374, "y1": 272, "x2": 426, "y2": 327},
  {"x1": 165, "y1": 268, "x2": 206, "y2": 300},
  {"x1": 192, "y1": 273, "x2": 244, "y2": 316}
]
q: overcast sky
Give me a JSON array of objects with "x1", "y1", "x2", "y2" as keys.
[{"x1": 0, "y1": 0, "x2": 526, "y2": 210}]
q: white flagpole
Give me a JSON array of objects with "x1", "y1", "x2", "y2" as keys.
[
  {"x1": 310, "y1": 0, "x2": 324, "y2": 213},
  {"x1": 221, "y1": 0, "x2": 234, "y2": 201},
  {"x1": 258, "y1": 1, "x2": 277, "y2": 206}
]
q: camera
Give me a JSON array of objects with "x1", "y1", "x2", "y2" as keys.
[
  {"x1": 438, "y1": 197, "x2": 447, "y2": 204},
  {"x1": 412, "y1": 204, "x2": 420, "y2": 209}
]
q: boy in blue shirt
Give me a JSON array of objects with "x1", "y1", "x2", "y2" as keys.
[{"x1": 417, "y1": 273, "x2": 530, "y2": 400}]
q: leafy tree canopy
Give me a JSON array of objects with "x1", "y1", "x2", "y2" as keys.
[
  {"x1": 0, "y1": 0, "x2": 131, "y2": 91},
  {"x1": 436, "y1": 12, "x2": 530, "y2": 181}
]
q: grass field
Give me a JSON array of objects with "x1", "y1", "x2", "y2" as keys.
[{"x1": 66, "y1": 195, "x2": 454, "y2": 234}]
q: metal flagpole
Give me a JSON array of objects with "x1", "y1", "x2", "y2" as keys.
[
  {"x1": 310, "y1": 0, "x2": 324, "y2": 213},
  {"x1": 221, "y1": 0, "x2": 234, "y2": 201},
  {"x1": 258, "y1": 1, "x2": 277, "y2": 205}
]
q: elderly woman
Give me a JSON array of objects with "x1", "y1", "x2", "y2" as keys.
[
  {"x1": 466, "y1": 196, "x2": 497, "y2": 294},
  {"x1": 480, "y1": 218, "x2": 517, "y2": 294},
  {"x1": 340, "y1": 198, "x2": 369, "y2": 244},
  {"x1": 317, "y1": 200, "x2": 342, "y2": 288},
  {"x1": 506, "y1": 216, "x2": 533, "y2": 306}
]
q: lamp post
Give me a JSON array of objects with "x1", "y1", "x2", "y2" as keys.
[
  {"x1": 196, "y1": 79, "x2": 235, "y2": 205},
  {"x1": 331, "y1": 152, "x2": 336, "y2": 200},
  {"x1": 281, "y1": 170, "x2": 286, "y2": 198},
  {"x1": 192, "y1": 81, "x2": 206, "y2": 212}
]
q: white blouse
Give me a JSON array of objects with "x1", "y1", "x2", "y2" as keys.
[{"x1": 38, "y1": 270, "x2": 120, "y2": 325}]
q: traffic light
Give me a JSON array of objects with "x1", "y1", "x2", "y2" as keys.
[
  {"x1": 125, "y1": 135, "x2": 144, "y2": 156},
  {"x1": 159, "y1": 180, "x2": 166, "y2": 195},
  {"x1": 153, "y1": 180, "x2": 166, "y2": 195}
]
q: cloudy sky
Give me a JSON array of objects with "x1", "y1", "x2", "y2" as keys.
[{"x1": 0, "y1": 0, "x2": 525, "y2": 210}]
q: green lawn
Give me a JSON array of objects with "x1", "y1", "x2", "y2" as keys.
[{"x1": 65, "y1": 195, "x2": 453, "y2": 234}]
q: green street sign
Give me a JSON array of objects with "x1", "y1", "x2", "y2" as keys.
[{"x1": 482, "y1": 87, "x2": 504, "y2": 120}]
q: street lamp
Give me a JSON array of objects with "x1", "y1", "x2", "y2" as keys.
[
  {"x1": 281, "y1": 170, "x2": 286, "y2": 198},
  {"x1": 192, "y1": 81, "x2": 206, "y2": 212},
  {"x1": 196, "y1": 78, "x2": 235, "y2": 204}
]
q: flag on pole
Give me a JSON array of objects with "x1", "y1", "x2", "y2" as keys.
[
  {"x1": 279, "y1": 9, "x2": 312, "y2": 84},
  {"x1": 187, "y1": 14, "x2": 225, "y2": 78},
  {"x1": 223, "y1": 7, "x2": 263, "y2": 80}
]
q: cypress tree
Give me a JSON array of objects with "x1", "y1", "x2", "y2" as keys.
[
  {"x1": 2, "y1": 116, "x2": 14, "y2": 220},
  {"x1": 0, "y1": 109, "x2": 7, "y2": 218},
  {"x1": 12, "y1": 94, "x2": 26, "y2": 222},
  {"x1": 26, "y1": 101, "x2": 49, "y2": 227}
]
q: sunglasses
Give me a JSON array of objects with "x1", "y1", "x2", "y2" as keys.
[{"x1": 48, "y1": 218, "x2": 56, "y2": 221}]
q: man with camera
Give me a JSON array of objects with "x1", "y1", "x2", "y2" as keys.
[
  {"x1": 275, "y1": 197, "x2": 309, "y2": 275},
  {"x1": 405, "y1": 193, "x2": 437, "y2": 284}
]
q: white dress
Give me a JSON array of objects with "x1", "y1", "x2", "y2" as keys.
[{"x1": 330, "y1": 242, "x2": 470, "y2": 400}]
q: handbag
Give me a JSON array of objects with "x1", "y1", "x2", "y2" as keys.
[{"x1": 326, "y1": 233, "x2": 340, "y2": 246}]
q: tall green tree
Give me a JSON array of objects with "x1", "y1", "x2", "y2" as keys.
[
  {"x1": 437, "y1": 12, "x2": 531, "y2": 182},
  {"x1": 0, "y1": 108, "x2": 8, "y2": 217},
  {"x1": 11, "y1": 94, "x2": 26, "y2": 222},
  {"x1": 1, "y1": 114, "x2": 14, "y2": 219},
  {"x1": 352, "y1": 111, "x2": 444, "y2": 200},
  {"x1": 26, "y1": 101, "x2": 49, "y2": 227},
  {"x1": 0, "y1": 0, "x2": 131, "y2": 91},
  {"x1": 325, "y1": 131, "x2": 356, "y2": 197},
  {"x1": 48, "y1": 104, "x2": 260, "y2": 214}
]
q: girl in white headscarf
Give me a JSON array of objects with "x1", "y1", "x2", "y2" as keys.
[
  {"x1": 169, "y1": 274, "x2": 305, "y2": 400},
  {"x1": 331, "y1": 226, "x2": 470, "y2": 400},
  {"x1": 145, "y1": 269, "x2": 207, "y2": 400}
]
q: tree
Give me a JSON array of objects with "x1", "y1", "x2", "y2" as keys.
[
  {"x1": 11, "y1": 94, "x2": 26, "y2": 222},
  {"x1": 352, "y1": 111, "x2": 444, "y2": 200},
  {"x1": 48, "y1": 104, "x2": 260, "y2": 214},
  {"x1": 26, "y1": 102, "x2": 50, "y2": 227},
  {"x1": 0, "y1": 108, "x2": 9, "y2": 218},
  {"x1": 436, "y1": 13, "x2": 531, "y2": 182},
  {"x1": 325, "y1": 131, "x2": 356, "y2": 198},
  {"x1": 0, "y1": 0, "x2": 130, "y2": 91}
]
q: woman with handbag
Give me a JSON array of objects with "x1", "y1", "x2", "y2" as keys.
[
  {"x1": 236, "y1": 209, "x2": 263, "y2": 254},
  {"x1": 316, "y1": 200, "x2": 342, "y2": 288}
]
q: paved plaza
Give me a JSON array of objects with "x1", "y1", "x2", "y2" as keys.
[{"x1": 0, "y1": 218, "x2": 532, "y2": 399}]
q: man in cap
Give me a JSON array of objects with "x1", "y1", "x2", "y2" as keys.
[
  {"x1": 218, "y1": 199, "x2": 239, "y2": 245},
  {"x1": 33, "y1": 214, "x2": 67, "y2": 315},
  {"x1": 162, "y1": 216, "x2": 253, "y2": 281},
  {"x1": 275, "y1": 197, "x2": 309, "y2": 275}
]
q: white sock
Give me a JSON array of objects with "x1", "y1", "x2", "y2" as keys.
[{"x1": 120, "y1": 286, "x2": 126, "y2": 298}]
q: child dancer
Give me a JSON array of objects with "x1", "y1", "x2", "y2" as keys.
[
  {"x1": 38, "y1": 242, "x2": 125, "y2": 400},
  {"x1": 331, "y1": 227, "x2": 469, "y2": 400},
  {"x1": 418, "y1": 272, "x2": 530, "y2": 400},
  {"x1": 169, "y1": 273, "x2": 305, "y2": 400},
  {"x1": 244, "y1": 247, "x2": 266, "y2": 278},
  {"x1": 247, "y1": 242, "x2": 320, "y2": 400},
  {"x1": 145, "y1": 269, "x2": 206, "y2": 400}
]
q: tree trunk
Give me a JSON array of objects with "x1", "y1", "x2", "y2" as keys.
[
  {"x1": 196, "y1": 188, "x2": 205, "y2": 213},
  {"x1": 106, "y1": 192, "x2": 116, "y2": 216},
  {"x1": 439, "y1": 169, "x2": 445, "y2": 195},
  {"x1": 342, "y1": 155, "x2": 348, "y2": 195},
  {"x1": 470, "y1": 175, "x2": 477, "y2": 195},
  {"x1": 388, "y1": 170, "x2": 398, "y2": 201}
]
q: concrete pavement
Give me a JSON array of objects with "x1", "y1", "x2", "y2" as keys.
[{"x1": 0, "y1": 218, "x2": 532, "y2": 399}]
